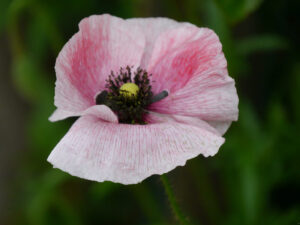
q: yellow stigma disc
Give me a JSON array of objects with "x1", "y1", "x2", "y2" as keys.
[{"x1": 120, "y1": 83, "x2": 139, "y2": 97}]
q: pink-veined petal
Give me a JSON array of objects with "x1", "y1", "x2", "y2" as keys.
[
  {"x1": 147, "y1": 26, "x2": 238, "y2": 122},
  {"x1": 127, "y1": 17, "x2": 193, "y2": 68},
  {"x1": 206, "y1": 121, "x2": 232, "y2": 136},
  {"x1": 146, "y1": 112, "x2": 222, "y2": 136},
  {"x1": 82, "y1": 105, "x2": 118, "y2": 123},
  {"x1": 49, "y1": 109, "x2": 82, "y2": 122},
  {"x1": 47, "y1": 112, "x2": 224, "y2": 184},
  {"x1": 49, "y1": 105, "x2": 118, "y2": 123},
  {"x1": 53, "y1": 14, "x2": 145, "y2": 117}
]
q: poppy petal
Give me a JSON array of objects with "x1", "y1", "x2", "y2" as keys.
[
  {"x1": 127, "y1": 17, "x2": 193, "y2": 68},
  {"x1": 53, "y1": 14, "x2": 145, "y2": 118},
  {"x1": 147, "y1": 26, "x2": 238, "y2": 122},
  {"x1": 48, "y1": 111, "x2": 224, "y2": 184}
]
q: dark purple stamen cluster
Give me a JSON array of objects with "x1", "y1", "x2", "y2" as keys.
[{"x1": 96, "y1": 66, "x2": 168, "y2": 124}]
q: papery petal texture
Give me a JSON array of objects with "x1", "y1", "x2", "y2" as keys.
[
  {"x1": 82, "y1": 105, "x2": 118, "y2": 123},
  {"x1": 146, "y1": 112, "x2": 221, "y2": 136},
  {"x1": 49, "y1": 109, "x2": 82, "y2": 122},
  {"x1": 206, "y1": 121, "x2": 232, "y2": 136},
  {"x1": 49, "y1": 104, "x2": 118, "y2": 123},
  {"x1": 127, "y1": 17, "x2": 193, "y2": 68},
  {"x1": 53, "y1": 14, "x2": 145, "y2": 120},
  {"x1": 147, "y1": 26, "x2": 238, "y2": 122},
  {"x1": 48, "y1": 113, "x2": 224, "y2": 184}
]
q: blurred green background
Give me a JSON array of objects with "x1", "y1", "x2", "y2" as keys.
[{"x1": 0, "y1": 0, "x2": 299, "y2": 224}]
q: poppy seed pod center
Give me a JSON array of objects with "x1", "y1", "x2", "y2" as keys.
[{"x1": 120, "y1": 83, "x2": 139, "y2": 97}]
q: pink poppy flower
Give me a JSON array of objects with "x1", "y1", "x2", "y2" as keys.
[{"x1": 48, "y1": 14, "x2": 238, "y2": 184}]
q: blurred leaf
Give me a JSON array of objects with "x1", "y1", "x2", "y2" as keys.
[
  {"x1": 220, "y1": 102, "x2": 272, "y2": 225},
  {"x1": 203, "y1": 0, "x2": 243, "y2": 77},
  {"x1": 290, "y1": 62, "x2": 300, "y2": 125},
  {"x1": 12, "y1": 55, "x2": 52, "y2": 103},
  {"x1": 214, "y1": 0, "x2": 263, "y2": 23},
  {"x1": 26, "y1": 104, "x2": 70, "y2": 159},
  {"x1": 0, "y1": 0, "x2": 12, "y2": 32},
  {"x1": 26, "y1": 18, "x2": 49, "y2": 62},
  {"x1": 237, "y1": 34, "x2": 289, "y2": 56},
  {"x1": 189, "y1": 159, "x2": 222, "y2": 225},
  {"x1": 26, "y1": 170, "x2": 82, "y2": 225},
  {"x1": 6, "y1": 0, "x2": 32, "y2": 23},
  {"x1": 89, "y1": 182, "x2": 121, "y2": 200},
  {"x1": 30, "y1": 3, "x2": 64, "y2": 53},
  {"x1": 131, "y1": 183, "x2": 165, "y2": 223},
  {"x1": 266, "y1": 209, "x2": 300, "y2": 225},
  {"x1": 267, "y1": 101, "x2": 288, "y2": 135}
]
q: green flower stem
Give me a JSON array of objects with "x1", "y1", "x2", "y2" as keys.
[{"x1": 160, "y1": 174, "x2": 191, "y2": 225}]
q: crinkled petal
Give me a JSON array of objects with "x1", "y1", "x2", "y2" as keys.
[
  {"x1": 47, "y1": 112, "x2": 224, "y2": 184},
  {"x1": 127, "y1": 17, "x2": 193, "y2": 68},
  {"x1": 53, "y1": 14, "x2": 145, "y2": 117},
  {"x1": 146, "y1": 112, "x2": 222, "y2": 136},
  {"x1": 82, "y1": 105, "x2": 118, "y2": 123},
  {"x1": 147, "y1": 107, "x2": 233, "y2": 136},
  {"x1": 49, "y1": 109, "x2": 82, "y2": 122},
  {"x1": 147, "y1": 26, "x2": 238, "y2": 122},
  {"x1": 206, "y1": 121, "x2": 232, "y2": 136},
  {"x1": 49, "y1": 105, "x2": 118, "y2": 123}
]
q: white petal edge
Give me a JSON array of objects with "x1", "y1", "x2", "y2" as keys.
[
  {"x1": 47, "y1": 113, "x2": 224, "y2": 185},
  {"x1": 49, "y1": 105, "x2": 118, "y2": 123}
]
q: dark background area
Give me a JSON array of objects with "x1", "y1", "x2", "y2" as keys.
[{"x1": 0, "y1": 0, "x2": 299, "y2": 224}]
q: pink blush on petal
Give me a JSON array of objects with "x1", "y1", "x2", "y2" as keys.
[
  {"x1": 147, "y1": 26, "x2": 238, "y2": 122},
  {"x1": 148, "y1": 27, "x2": 222, "y2": 94},
  {"x1": 53, "y1": 14, "x2": 145, "y2": 115}
]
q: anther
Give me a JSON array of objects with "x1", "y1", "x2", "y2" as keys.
[{"x1": 148, "y1": 90, "x2": 168, "y2": 104}]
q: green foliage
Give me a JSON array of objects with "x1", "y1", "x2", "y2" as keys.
[
  {"x1": 214, "y1": 0, "x2": 263, "y2": 23},
  {"x1": 237, "y1": 34, "x2": 289, "y2": 55},
  {"x1": 2, "y1": 0, "x2": 299, "y2": 224}
]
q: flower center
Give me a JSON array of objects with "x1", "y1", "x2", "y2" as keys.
[{"x1": 95, "y1": 66, "x2": 168, "y2": 124}]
